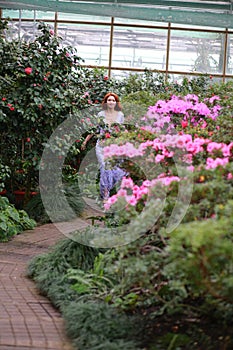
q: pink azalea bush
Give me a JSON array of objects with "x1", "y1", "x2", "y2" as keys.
[{"x1": 103, "y1": 94, "x2": 233, "y2": 216}]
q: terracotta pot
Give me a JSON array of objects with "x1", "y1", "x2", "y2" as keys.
[
  {"x1": 0, "y1": 189, "x2": 7, "y2": 196},
  {"x1": 13, "y1": 190, "x2": 38, "y2": 206}
]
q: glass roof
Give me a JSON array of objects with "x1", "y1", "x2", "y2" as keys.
[{"x1": 1, "y1": 1, "x2": 233, "y2": 28}]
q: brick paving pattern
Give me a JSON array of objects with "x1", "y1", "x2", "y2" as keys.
[{"x1": 0, "y1": 202, "x2": 104, "y2": 350}]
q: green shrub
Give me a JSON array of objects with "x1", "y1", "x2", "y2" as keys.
[{"x1": 0, "y1": 196, "x2": 36, "y2": 241}]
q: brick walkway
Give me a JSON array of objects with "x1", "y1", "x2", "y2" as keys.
[{"x1": 0, "y1": 202, "x2": 104, "y2": 350}]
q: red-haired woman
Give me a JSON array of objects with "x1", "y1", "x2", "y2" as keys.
[{"x1": 82, "y1": 92, "x2": 126, "y2": 200}]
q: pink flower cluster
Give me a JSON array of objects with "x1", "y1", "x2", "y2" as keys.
[
  {"x1": 104, "y1": 175, "x2": 180, "y2": 210},
  {"x1": 206, "y1": 157, "x2": 229, "y2": 169},
  {"x1": 143, "y1": 94, "x2": 221, "y2": 131},
  {"x1": 104, "y1": 135, "x2": 233, "y2": 172},
  {"x1": 148, "y1": 94, "x2": 220, "y2": 120}
]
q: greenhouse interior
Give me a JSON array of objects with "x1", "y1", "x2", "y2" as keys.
[{"x1": 0, "y1": 2, "x2": 233, "y2": 350}]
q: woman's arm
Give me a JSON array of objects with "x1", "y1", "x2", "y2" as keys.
[{"x1": 81, "y1": 133, "x2": 94, "y2": 150}]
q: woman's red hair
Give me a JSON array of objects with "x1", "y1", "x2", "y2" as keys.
[{"x1": 102, "y1": 92, "x2": 122, "y2": 111}]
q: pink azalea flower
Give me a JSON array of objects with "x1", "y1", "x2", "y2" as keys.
[
  {"x1": 126, "y1": 196, "x2": 137, "y2": 206},
  {"x1": 187, "y1": 165, "x2": 195, "y2": 172},
  {"x1": 121, "y1": 177, "x2": 134, "y2": 189},
  {"x1": 155, "y1": 154, "x2": 165, "y2": 163}
]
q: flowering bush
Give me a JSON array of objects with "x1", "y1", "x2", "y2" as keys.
[{"x1": 0, "y1": 19, "x2": 118, "y2": 201}]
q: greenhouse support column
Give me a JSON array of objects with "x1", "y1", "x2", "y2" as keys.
[
  {"x1": 18, "y1": 9, "x2": 22, "y2": 39},
  {"x1": 108, "y1": 17, "x2": 114, "y2": 78},
  {"x1": 33, "y1": 10, "x2": 36, "y2": 40},
  {"x1": 222, "y1": 28, "x2": 228, "y2": 83},
  {"x1": 0, "y1": 8, "x2": 2, "y2": 19},
  {"x1": 54, "y1": 12, "x2": 58, "y2": 35},
  {"x1": 165, "y1": 22, "x2": 171, "y2": 82}
]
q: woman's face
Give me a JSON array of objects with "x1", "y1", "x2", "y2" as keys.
[{"x1": 106, "y1": 95, "x2": 116, "y2": 110}]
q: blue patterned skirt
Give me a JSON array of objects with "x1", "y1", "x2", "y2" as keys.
[{"x1": 96, "y1": 141, "x2": 126, "y2": 199}]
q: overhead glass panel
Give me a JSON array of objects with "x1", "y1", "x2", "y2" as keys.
[
  {"x1": 57, "y1": 23, "x2": 110, "y2": 66},
  {"x1": 112, "y1": 26, "x2": 167, "y2": 70},
  {"x1": 169, "y1": 30, "x2": 225, "y2": 74}
]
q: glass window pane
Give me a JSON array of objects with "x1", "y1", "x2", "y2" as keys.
[
  {"x1": 169, "y1": 30, "x2": 226, "y2": 75},
  {"x1": 112, "y1": 26, "x2": 167, "y2": 70},
  {"x1": 4, "y1": 20, "x2": 54, "y2": 41},
  {"x1": 115, "y1": 18, "x2": 168, "y2": 28},
  {"x1": 226, "y1": 34, "x2": 233, "y2": 75},
  {"x1": 168, "y1": 73, "x2": 223, "y2": 85},
  {"x1": 57, "y1": 23, "x2": 110, "y2": 66},
  {"x1": 22, "y1": 10, "x2": 55, "y2": 20},
  {"x1": 57, "y1": 13, "x2": 111, "y2": 22},
  {"x1": 3, "y1": 9, "x2": 55, "y2": 20},
  {"x1": 2, "y1": 9, "x2": 20, "y2": 18},
  {"x1": 171, "y1": 23, "x2": 225, "y2": 31}
]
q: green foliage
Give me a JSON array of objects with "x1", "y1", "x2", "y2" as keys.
[
  {"x1": 161, "y1": 214, "x2": 233, "y2": 309},
  {"x1": 166, "y1": 172, "x2": 233, "y2": 224},
  {"x1": 0, "y1": 196, "x2": 36, "y2": 241},
  {"x1": 24, "y1": 182, "x2": 85, "y2": 223},
  {"x1": 27, "y1": 236, "x2": 102, "y2": 306},
  {"x1": 63, "y1": 300, "x2": 141, "y2": 350},
  {"x1": 0, "y1": 161, "x2": 10, "y2": 191},
  {"x1": 121, "y1": 90, "x2": 157, "y2": 123},
  {"x1": 27, "y1": 236, "x2": 100, "y2": 278},
  {"x1": 118, "y1": 70, "x2": 211, "y2": 100},
  {"x1": 67, "y1": 253, "x2": 115, "y2": 296}
]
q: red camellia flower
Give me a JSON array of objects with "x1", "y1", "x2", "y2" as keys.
[
  {"x1": 2, "y1": 97, "x2": 6, "y2": 101},
  {"x1": 181, "y1": 120, "x2": 188, "y2": 128},
  {"x1": 7, "y1": 103, "x2": 14, "y2": 111},
  {"x1": 103, "y1": 76, "x2": 108, "y2": 81},
  {"x1": 26, "y1": 137, "x2": 31, "y2": 142},
  {"x1": 105, "y1": 132, "x2": 111, "y2": 139},
  {"x1": 25, "y1": 67, "x2": 32, "y2": 75}
]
